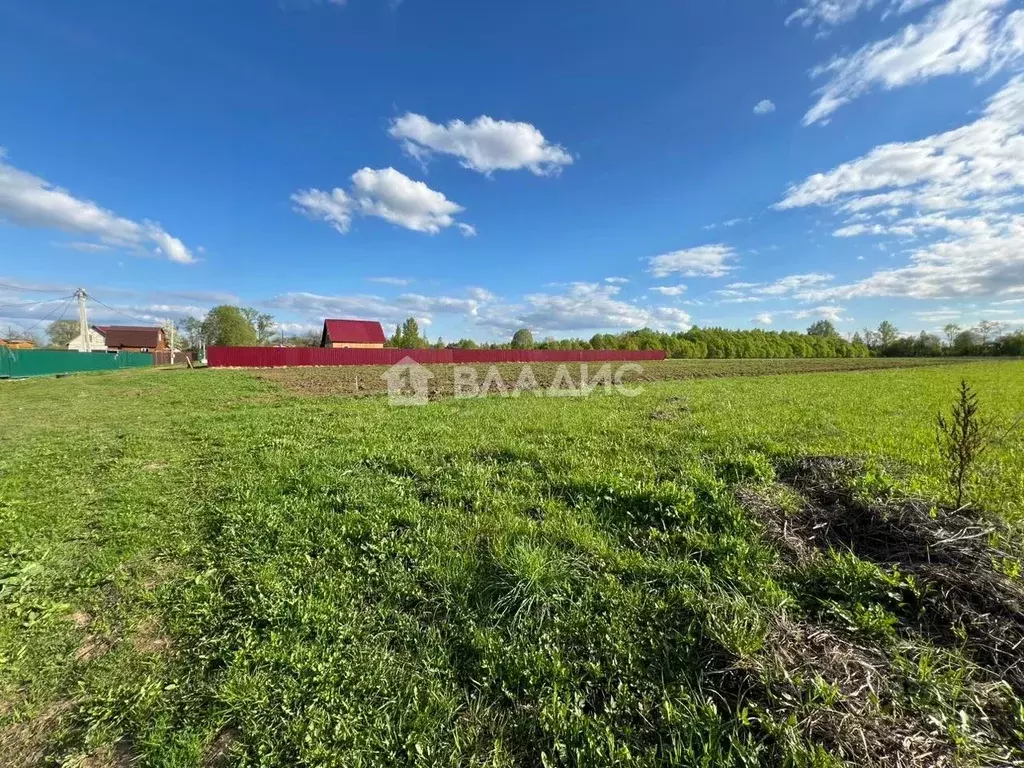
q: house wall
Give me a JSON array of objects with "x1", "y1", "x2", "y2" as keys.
[
  {"x1": 104, "y1": 331, "x2": 167, "y2": 353},
  {"x1": 67, "y1": 328, "x2": 108, "y2": 352},
  {"x1": 329, "y1": 342, "x2": 385, "y2": 349}
]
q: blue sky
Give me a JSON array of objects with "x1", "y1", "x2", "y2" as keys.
[{"x1": 1, "y1": 0, "x2": 1023, "y2": 342}]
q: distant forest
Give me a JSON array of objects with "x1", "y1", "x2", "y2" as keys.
[{"x1": 356, "y1": 317, "x2": 1023, "y2": 359}]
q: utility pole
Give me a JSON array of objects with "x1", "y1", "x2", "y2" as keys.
[
  {"x1": 75, "y1": 288, "x2": 90, "y2": 353},
  {"x1": 169, "y1": 320, "x2": 175, "y2": 365}
]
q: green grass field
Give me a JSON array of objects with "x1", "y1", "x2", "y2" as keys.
[{"x1": 1, "y1": 360, "x2": 1022, "y2": 767}]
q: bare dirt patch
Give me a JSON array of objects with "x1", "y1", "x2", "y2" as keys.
[
  {"x1": 248, "y1": 358, "x2": 972, "y2": 399},
  {"x1": 132, "y1": 616, "x2": 171, "y2": 654},
  {"x1": 201, "y1": 727, "x2": 240, "y2": 768},
  {"x1": 0, "y1": 700, "x2": 73, "y2": 768},
  {"x1": 74, "y1": 635, "x2": 113, "y2": 663},
  {"x1": 76, "y1": 742, "x2": 135, "y2": 768}
]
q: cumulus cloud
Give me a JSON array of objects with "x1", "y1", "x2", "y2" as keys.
[
  {"x1": 0, "y1": 150, "x2": 196, "y2": 263},
  {"x1": 291, "y1": 188, "x2": 352, "y2": 234},
  {"x1": 292, "y1": 167, "x2": 473, "y2": 236},
  {"x1": 802, "y1": 0, "x2": 1024, "y2": 125},
  {"x1": 648, "y1": 245, "x2": 738, "y2": 278},
  {"x1": 777, "y1": 77, "x2": 1024, "y2": 300},
  {"x1": 368, "y1": 276, "x2": 413, "y2": 286},
  {"x1": 388, "y1": 113, "x2": 573, "y2": 176},
  {"x1": 753, "y1": 99, "x2": 777, "y2": 115},
  {"x1": 753, "y1": 312, "x2": 774, "y2": 325}
]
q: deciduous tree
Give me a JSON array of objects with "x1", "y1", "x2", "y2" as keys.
[
  {"x1": 201, "y1": 306, "x2": 258, "y2": 347},
  {"x1": 47, "y1": 319, "x2": 79, "y2": 347},
  {"x1": 511, "y1": 328, "x2": 535, "y2": 349},
  {"x1": 806, "y1": 320, "x2": 839, "y2": 338}
]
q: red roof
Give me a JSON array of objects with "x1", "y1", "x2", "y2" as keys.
[
  {"x1": 322, "y1": 319, "x2": 386, "y2": 345},
  {"x1": 94, "y1": 325, "x2": 163, "y2": 349}
]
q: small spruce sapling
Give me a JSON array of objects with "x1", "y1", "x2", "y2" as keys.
[{"x1": 936, "y1": 379, "x2": 988, "y2": 508}]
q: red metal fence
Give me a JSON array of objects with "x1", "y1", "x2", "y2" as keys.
[{"x1": 207, "y1": 347, "x2": 666, "y2": 368}]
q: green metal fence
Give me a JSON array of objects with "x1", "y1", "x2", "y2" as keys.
[{"x1": 0, "y1": 349, "x2": 153, "y2": 379}]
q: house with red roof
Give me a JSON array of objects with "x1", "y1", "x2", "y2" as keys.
[
  {"x1": 320, "y1": 319, "x2": 386, "y2": 349},
  {"x1": 67, "y1": 325, "x2": 166, "y2": 352},
  {"x1": 95, "y1": 326, "x2": 166, "y2": 352}
]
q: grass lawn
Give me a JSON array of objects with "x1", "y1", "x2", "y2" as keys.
[{"x1": 1, "y1": 360, "x2": 1022, "y2": 767}]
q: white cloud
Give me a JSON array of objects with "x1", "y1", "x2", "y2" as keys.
[
  {"x1": 756, "y1": 273, "x2": 835, "y2": 296},
  {"x1": 52, "y1": 241, "x2": 113, "y2": 253},
  {"x1": 388, "y1": 113, "x2": 573, "y2": 176},
  {"x1": 720, "y1": 296, "x2": 765, "y2": 304},
  {"x1": 787, "y1": 0, "x2": 937, "y2": 27},
  {"x1": 368, "y1": 276, "x2": 413, "y2": 286},
  {"x1": 266, "y1": 282, "x2": 692, "y2": 337},
  {"x1": 467, "y1": 286, "x2": 497, "y2": 302},
  {"x1": 778, "y1": 77, "x2": 1024, "y2": 300},
  {"x1": 0, "y1": 150, "x2": 196, "y2": 263},
  {"x1": 803, "y1": 0, "x2": 1024, "y2": 125},
  {"x1": 266, "y1": 288, "x2": 486, "y2": 328},
  {"x1": 781, "y1": 76, "x2": 1024, "y2": 211},
  {"x1": 604, "y1": 276, "x2": 630, "y2": 284},
  {"x1": 803, "y1": 220, "x2": 1024, "y2": 299},
  {"x1": 648, "y1": 245, "x2": 738, "y2": 278},
  {"x1": 915, "y1": 308, "x2": 963, "y2": 321},
  {"x1": 716, "y1": 273, "x2": 835, "y2": 302},
  {"x1": 292, "y1": 167, "x2": 473, "y2": 236},
  {"x1": 753, "y1": 99, "x2": 777, "y2": 115},
  {"x1": 291, "y1": 188, "x2": 352, "y2": 234},
  {"x1": 490, "y1": 282, "x2": 692, "y2": 333},
  {"x1": 704, "y1": 218, "x2": 747, "y2": 230},
  {"x1": 162, "y1": 289, "x2": 242, "y2": 305},
  {"x1": 276, "y1": 321, "x2": 323, "y2": 335},
  {"x1": 753, "y1": 306, "x2": 847, "y2": 325},
  {"x1": 351, "y1": 168, "x2": 468, "y2": 234},
  {"x1": 793, "y1": 305, "x2": 847, "y2": 321},
  {"x1": 651, "y1": 284, "x2": 688, "y2": 296}
]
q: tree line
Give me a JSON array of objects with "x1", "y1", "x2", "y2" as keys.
[
  {"x1": 382, "y1": 318, "x2": 1022, "y2": 359},
  {"x1": 36, "y1": 307, "x2": 1022, "y2": 359}
]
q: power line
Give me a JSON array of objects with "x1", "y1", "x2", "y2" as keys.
[
  {"x1": 0, "y1": 281, "x2": 72, "y2": 294},
  {"x1": 0, "y1": 297, "x2": 72, "y2": 314},
  {"x1": 18, "y1": 295, "x2": 75, "y2": 338},
  {"x1": 87, "y1": 294, "x2": 161, "y2": 325}
]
